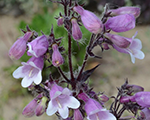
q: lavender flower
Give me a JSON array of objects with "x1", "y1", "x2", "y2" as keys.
[
  {"x1": 27, "y1": 35, "x2": 49, "y2": 58},
  {"x1": 113, "y1": 32, "x2": 145, "y2": 63},
  {"x1": 73, "y1": 5, "x2": 103, "y2": 34},
  {"x1": 108, "y1": 6, "x2": 141, "y2": 18},
  {"x1": 134, "y1": 91, "x2": 150, "y2": 108},
  {"x1": 9, "y1": 32, "x2": 33, "y2": 60},
  {"x1": 84, "y1": 98, "x2": 116, "y2": 120},
  {"x1": 52, "y1": 44, "x2": 64, "y2": 67},
  {"x1": 71, "y1": 18, "x2": 82, "y2": 40},
  {"x1": 46, "y1": 84, "x2": 80, "y2": 119},
  {"x1": 105, "y1": 33, "x2": 132, "y2": 48},
  {"x1": 22, "y1": 98, "x2": 38, "y2": 117},
  {"x1": 105, "y1": 14, "x2": 135, "y2": 32},
  {"x1": 13, "y1": 57, "x2": 44, "y2": 88},
  {"x1": 140, "y1": 108, "x2": 150, "y2": 120},
  {"x1": 73, "y1": 109, "x2": 83, "y2": 120},
  {"x1": 35, "y1": 96, "x2": 48, "y2": 116}
]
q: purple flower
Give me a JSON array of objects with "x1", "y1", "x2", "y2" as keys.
[
  {"x1": 22, "y1": 98, "x2": 38, "y2": 117},
  {"x1": 84, "y1": 98, "x2": 116, "y2": 120},
  {"x1": 105, "y1": 33, "x2": 132, "y2": 48},
  {"x1": 46, "y1": 84, "x2": 80, "y2": 119},
  {"x1": 105, "y1": 14, "x2": 135, "y2": 32},
  {"x1": 140, "y1": 108, "x2": 150, "y2": 120},
  {"x1": 13, "y1": 57, "x2": 44, "y2": 88},
  {"x1": 9, "y1": 32, "x2": 33, "y2": 60},
  {"x1": 52, "y1": 44, "x2": 64, "y2": 67},
  {"x1": 108, "y1": 6, "x2": 141, "y2": 18},
  {"x1": 120, "y1": 95, "x2": 135, "y2": 103},
  {"x1": 74, "y1": 109, "x2": 83, "y2": 120},
  {"x1": 73, "y1": 5, "x2": 103, "y2": 34},
  {"x1": 57, "y1": 17, "x2": 64, "y2": 26},
  {"x1": 113, "y1": 32, "x2": 145, "y2": 63},
  {"x1": 71, "y1": 18, "x2": 82, "y2": 40},
  {"x1": 35, "y1": 96, "x2": 48, "y2": 116},
  {"x1": 134, "y1": 92, "x2": 150, "y2": 108},
  {"x1": 27, "y1": 35, "x2": 49, "y2": 58}
]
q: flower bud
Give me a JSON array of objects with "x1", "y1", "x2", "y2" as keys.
[
  {"x1": 73, "y1": 5, "x2": 103, "y2": 34},
  {"x1": 9, "y1": 32, "x2": 32, "y2": 60},
  {"x1": 27, "y1": 35, "x2": 48, "y2": 58},
  {"x1": 71, "y1": 18, "x2": 82, "y2": 40},
  {"x1": 22, "y1": 98, "x2": 38, "y2": 117},
  {"x1": 120, "y1": 96, "x2": 135, "y2": 103},
  {"x1": 105, "y1": 14, "x2": 135, "y2": 33},
  {"x1": 99, "y1": 94, "x2": 109, "y2": 103},
  {"x1": 108, "y1": 6, "x2": 141, "y2": 18},
  {"x1": 105, "y1": 33, "x2": 131, "y2": 48},
  {"x1": 52, "y1": 44, "x2": 64, "y2": 67},
  {"x1": 74, "y1": 109, "x2": 83, "y2": 120},
  {"x1": 126, "y1": 84, "x2": 144, "y2": 93},
  {"x1": 57, "y1": 17, "x2": 64, "y2": 26},
  {"x1": 35, "y1": 97, "x2": 48, "y2": 116}
]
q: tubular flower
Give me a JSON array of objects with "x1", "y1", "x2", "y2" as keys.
[
  {"x1": 46, "y1": 84, "x2": 80, "y2": 119},
  {"x1": 71, "y1": 18, "x2": 82, "y2": 41},
  {"x1": 84, "y1": 98, "x2": 116, "y2": 120},
  {"x1": 108, "y1": 6, "x2": 141, "y2": 18},
  {"x1": 113, "y1": 32, "x2": 145, "y2": 63},
  {"x1": 105, "y1": 33, "x2": 132, "y2": 48},
  {"x1": 105, "y1": 14, "x2": 135, "y2": 33},
  {"x1": 52, "y1": 44, "x2": 64, "y2": 67},
  {"x1": 9, "y1": 32, "x2": 33, "y2": 60},
  {"x1": 134, "y1": 92, "x2": 150, "y2": 108},
  {"x1": 27, "y1": 35, "x2": 49, "y2": 58},
  {"x1": 73, "y1": 5, "x2": 103, "y2": 34},
  {"x1": 13, "y1": 57, "x2": 44, "y2": 88},
  {"x1": 74, "y1": 109, "x2": 83, "y2": 120},
  {"x1": 22, "y1": 97, "x2": 38, "y2": 117}
]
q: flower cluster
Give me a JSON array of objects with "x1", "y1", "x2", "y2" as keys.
[{"x1": 9, "y1": 0, "x2": 147, "y2": 120}]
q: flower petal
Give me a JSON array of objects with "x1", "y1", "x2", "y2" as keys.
[
  {"x1": 33, "y1": 71, "x2": 42, "y2": 85},
  {"x1": 58, "y1": 106, "x2": 69, "y2": 119},
  {"x1": 67, "y1": 96, "x2": 80, "y2": 109},
  {"x1": 21, "y1": 76, "x2": 33, "y2": 88},
  {"x1": 13, "y1": 66, "x2": 24, "y2": 78},
  {"x1": 46, "y1": 100, "x2": 57, "y2": 116}
]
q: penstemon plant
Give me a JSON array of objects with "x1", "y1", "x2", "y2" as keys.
[{"x1": 9, "y1": 0, "x2": 150, "y2": 120}]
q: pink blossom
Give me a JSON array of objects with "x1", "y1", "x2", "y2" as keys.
[
  {"x1": 73, "y1": 5, "x2": 103, "y2": 34},
  {"x1": 46, "y1": 84, "x2": 80, "y2": 119},
  {"x1": 108, "y1": 6, "x2": 141, "y2": 18},
  {"x1": 13, "y1": 57, "x2": 44, "y2": 88},
  {"x1": 113, "y1": 32, "x2": 145, "y2": 63},
  {"x1": 9, "y1": 32, "x2": 32, "y2": 60},
  {"x1": 27, "y1": 35, "x2": 48, "y2": 58},
  {"x1": 105, "y1": 14, "x2": 135, "y2": 32}
]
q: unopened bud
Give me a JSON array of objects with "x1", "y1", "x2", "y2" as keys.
[
  {"x1": 108, "y1": 6, "x2": 141, "y2": 18},
  {"x1": 52, "y1": 44, "x2": 64, "y2": 67},
  {"x1": 22, "y1": 98, "x2": 38, "y2": 117},
  {"x1": 57, "y1": 17, "x2": 64, "y2": 26},
  {"x1": 73, "y1": 5, "x2": 103, "y2": 34},
  {"x1": 71, "y1": 18, "x2": 82, "y2": 41},
  {"x1": 9, "y1": 32, "x2": 32, "y2": 60},
  {"x1": 35, "y1": 97, "x2": 48, "y2": 116}
]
